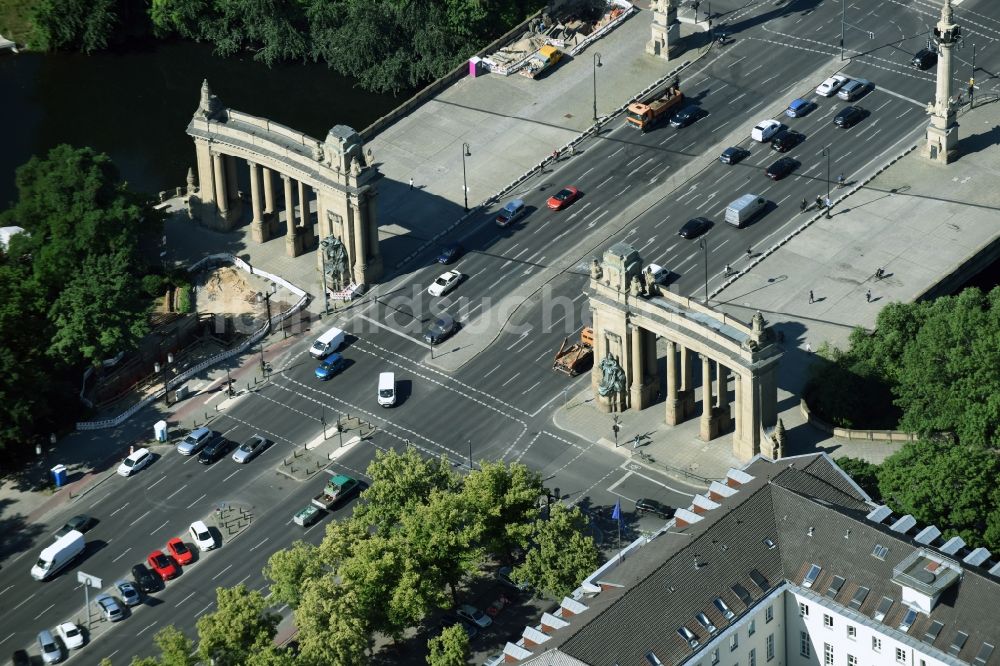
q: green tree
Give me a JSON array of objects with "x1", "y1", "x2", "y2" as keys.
[
  {"x1": 833, "y1": 456, "x2": 881, "y2": 502},
  {"x1": 427, "y1": 622, "x2": 470, "y2": 666},
  {"x1": 48, "y1": 248, "x2": 150, "y2": 363},
  {"x1": 295, "y1": 577, "x2": 370, "y2": 665},
  {"x1": 354, "y1": 446, "x2": 456, "y2": 531},
  {"x1": 127, "y1": 625, "x2": 197, "y2": 666},
  {"x1": 515, "y1": 504, "x2": 600, "y2": 599},
  {"x1": 196, "y1": 585, "x2": 280, "y2": 666},
  {"x1": 29, "y1": 0, "x2": 119, "y2": 51},
  {"x1": 878, "y1": 439, "x2": 1000, "y2": 550},
  {"x1": 461, "y1": 460, "x2": 542, "y2": 560},
  {"x1": 263, "y1": 540, "x2": 326, "y2": 608}
]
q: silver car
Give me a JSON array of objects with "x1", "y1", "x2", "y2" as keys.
[
  {"x1": 232, "y1": 434, "x2": 269, "y2": 463},
  {"x1": 38, "y1": 629, "x2": 62, "y2": 664},
  {"x1": 95, "y1": 594, "x2": 125, "y2": 622},
  {"x1": 176, "y1": 427, "x2": 213, "y2": 456},
  {"x1": 116, "y1": 580, "x2": 141, "y2": 606}
]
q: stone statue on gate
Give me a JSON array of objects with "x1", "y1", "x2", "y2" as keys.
[{"x1": 597, "y1": 354, "x2": 627, "y2": 398}]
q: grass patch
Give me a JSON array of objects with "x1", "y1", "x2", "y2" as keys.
[
  {"x1": 0, "y1": 0, "x2": 34, "y2": 45},
  {"x1": 176, "y1": 284, "x2": 193, "y2": 313}
]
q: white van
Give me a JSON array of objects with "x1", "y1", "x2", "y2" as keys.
[
  {"x1": 725, "y1": 194, "x2": 767, "y2": 228},
  {"x1": 377, "y1": 372, "x2": 396, "y2": 407},
  {"x1": 31, "y1": 530, "x2": 85, "y2": 580},
  {"x1": 309, "y1": 326, "x2": 345, "y2": 359}
]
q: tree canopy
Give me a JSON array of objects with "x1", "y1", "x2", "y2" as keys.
[{"x1": 0, "y1": 145, "x2": 163, "y2": 466}]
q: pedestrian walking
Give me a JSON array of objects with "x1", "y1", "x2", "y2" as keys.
[
  {"x1": 866, "y1": 289, "x2": 872, "y2": 303},
  {"x1": 746, "y1": 246, "x2": 752, "y2": 260},
  {"x1": 800, "y1": 198, "x2": 808, "y2": 212},
  {"x1": 815, "y1": 195, "x2": 823, "y2": 209},
  {"x1": 837, "y1": 173, "x2": 845, "y2": 188},
  {"x1": 408, "y1": 177, "x2": 414, "y2": 190},
  {"x1": 724, "y1": 263, "x2": 732, "y2": 276},
  {"x1": 808, "y1": 290, "x2": 814, "y2": 304}
]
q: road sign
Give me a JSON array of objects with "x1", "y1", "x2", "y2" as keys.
[{"x1": 76, "y1": 571, "x2": 102, "y2": 589}]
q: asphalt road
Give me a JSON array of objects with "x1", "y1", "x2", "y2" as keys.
[{"x1": 7, "y1": 0, "x2": 1000, "y2": 662}]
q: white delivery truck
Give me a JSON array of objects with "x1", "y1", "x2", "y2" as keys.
[
  {"x1": 31, "y1": 530, "x2": 85, "y2": 580},
  {"x1": 309, "y1": 325, "x2": 345, "y2": 359},
  {"x1": 724, "y1": 194, "x2": 767, "y2": 228},
  {"x1": 377, "y1": 372, "x2": 396, "y2": 407}
]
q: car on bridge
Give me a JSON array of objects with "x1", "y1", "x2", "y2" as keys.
[
  {"x1": 116, "y1": 580, "x2": 141, "y2": 606},
  {"x1": 669, "y1": 104, "x2": 701, "y2": 128},
  {"x1": 815, "y1": 74, "x2": 849, "y2": 97},
  {"x1": 678, "y1": 217, "x2": 712, "y2": 239},
  {"x1": 176, "y1": 427, "x2": 214, "y2": 456},
  {"x1": 55, "y1": 621, "x2": 84, "y2": 650},
  {"x1": 765, "y1": 157, "x2": 799, "y2": 180},
  {"x1": 428, "y1": 270, "x2": 462, "y2": 297},
  {"x1": 750, "y1": 119, "x2": 781, "y2": 142},
  {"x1": 837, "y1": 78, "x2": 872, "y2": 101},
  {"x1": 834, "y1": 106, "x2": 866, "y2": 128},
  {"x1": 95, "y1": 594, "x2": 125, "y2": 622},
  {"x1": 425, "y1": 313, "x2": 458, "y2": 345},
  {"x1": 117, "y1": 447, "x2": 152, "y2": 477},
  {"x1": 233, "y1": 434, "x2": 271, "y2": 463},
  {"x1": 912, "y1": 48, "x2": 937, "y2": 70},
  {"x1": 315, "y1": 353, "x2": 348, "y2": 380},
  {"x1": 785, "y1": 98, "x2": 814, "y2": 118},
  {"x1": 55, "y1": 514, "x2": 95, "y2": 538},
  {"x1": 718, "y1": 146, "x2": 748, "y2": 165},
  {"x1": 131, "y1": 563, "x2": 160, "y2": 593},
  {"x1": 167, "y1": 537, "x2": 194, "y2": 565},
  {"x1": 437, "y1": 243, "x2": 464, "y2": 264},
  {"x1": 546, "y1": 186, "x2": 580, "y2": 210},
  {"x1": 770, "y1": 130, "x2": 803, "y2": 153},
  {"x1": 198, "y1": 436, "x2": 235, "y2": 465},
  {"x1": 147, "y1": 549, "x2": 179, "y2": 581},
  {"x1": 189, "y1": 520, "x2": 217, "y2": 552}
]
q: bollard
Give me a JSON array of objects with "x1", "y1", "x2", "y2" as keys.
[{"x1": 205, "y1": 412, "x2": 209, "y2": 421}]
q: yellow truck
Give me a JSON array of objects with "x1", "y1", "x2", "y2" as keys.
[
  {"x1": 626, "y1": 84, "x2": 684, "y2": 132},
  {"x1": 520, "y1": 45, "x2": 563, "y2": 79}
]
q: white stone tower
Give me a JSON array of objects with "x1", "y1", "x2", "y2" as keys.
[
  {"x1": 923, "y1": 0, "x2": 962, "y2": 164},
  {"x1": 646, "y1": 0, "x2": 680, "y2": 60}
]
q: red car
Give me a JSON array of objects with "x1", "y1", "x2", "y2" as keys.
[
  {"x1": 147, "y1": 550, "x2": 179, "y2": 580},
  {"x1": 166, "y1": 537, "x2": 194, "y2": 566},
  {"x1": 546, "y1": 186, "x2": 580, "y2": 210}
]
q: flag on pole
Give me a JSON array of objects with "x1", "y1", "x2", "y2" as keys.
[{"x1": 612, "y1": 499, "x2": 622, "y2": 523}]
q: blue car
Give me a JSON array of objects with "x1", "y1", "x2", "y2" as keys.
[
  {"x1": 437, "y1": 244, "x2": 463, "y2": 264},
  {"x1": 315, "y1": 353, "x2": 347, "y2": 380},
  {"x1": 785, "y1": 98, "x2": 812, "y2": 118}
]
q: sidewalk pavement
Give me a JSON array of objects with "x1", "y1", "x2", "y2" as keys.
[{"x1": 551, "y1": 100, "x2": 1000, "y2": 485}]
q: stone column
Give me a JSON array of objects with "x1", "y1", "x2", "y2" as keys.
[
  {"x1": 629, "y1": 324, "x2": 644, "y2": 411},
  {"x1": 249, "y1": 162, "x2": 265, "y2": 243},
  {"x1": 700, "y1": 354, "x2": 715, "y2": 441},
  {"x1": 283, "y1": 175, "x2": 303, "y2": 257},
  {"x1": 262, "y1": 167, "x2": 277, "y2": 235},
  {"x1": 352, "y1": 204, "x2": 368, "y2": 285},
  {"x1": 225, "y1": 155, "x2": 239, "y2": 204},
  {"x1": 297, "y1": 181, "x2": 308, "y2": 229},
  {"x1": 212, "y1": 153, "x2": 228, "y2": 217},
  {"x1": 716, "y1": 361, "x2": 732, "y2": 433},
  {"x1": 665, "y1": 340, "x2": 681, "y2": 425},
  {"x1": 678, "y1": 345, "x2": 696, "y2": 418}
]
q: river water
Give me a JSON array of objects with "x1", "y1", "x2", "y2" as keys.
[{"x1": 0, "y1": 40, "x2": 403, "y2": 208}]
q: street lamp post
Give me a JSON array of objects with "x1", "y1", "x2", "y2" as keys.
[
  {"x1": 698, "y1": 237, "x2": 709, "y2": 303},
  {"x1": 592, "y1": 53, "x2": 603, "y2": 123},
  {"x1": 841, "y1": 0, "x2": 845, "y2": 60},
  {"x1": 971, "y1": 44, "x2": 977, "y2": 106},
  {"x1": 468, "y1": 439, "x2": 473, "y2": 470},
  {"x1": 156, "y1": 352, "x2": 174, "y2": 406},
  {"x1": 461, "y1": 142, "x2": 471, "y2": 212},
  {"x1": 612, "y1": 414, "x2": 622, "y2": 447},
  {"x1": 822, "y1": 146, "x2": 832, "y2": 218}
]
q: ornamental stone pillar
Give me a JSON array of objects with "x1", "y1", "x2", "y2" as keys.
[
  {"x1": 212, "y1": 153, "x2": 228, "y2": 218},
  {"x1": 699, "y1": 354, "x2": 715, "y2": 441},
  {"x1": 249, "y1": 162, "x2": 265, "y2": 243},
  {"x1": 283, "y1": 175, "x2": 304, "y2": 257},
  {"x1": 262, "y1": 167, "x2": 277, "y2": 235},
  {"x1": 665, "y1": 340, "x2": 681, "y2": 425}
]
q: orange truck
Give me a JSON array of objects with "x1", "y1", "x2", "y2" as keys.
[
  {"x1": 553, "y1": 327, "x2": 594, "y2": 377},
  {"x1": 626, "y1": 84, "x2": 684, "y2": 132}
]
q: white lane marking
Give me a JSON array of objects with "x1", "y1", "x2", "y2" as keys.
[
  {"x1": 355, "y1": 313, "x2": 420, "y2": 346},
  {"x1": 88, "y1": 491, "x2": 112, "y2": 509},
  {"x1": 195, "y1": 602, "x2": 214, "y2": 617},
  {"x1": 0, "y1": 632, "x2": 12, "y2": 646},
  {"x1": 146, "y1": 475, "x2": 166, "y2": 490},
  {"x1": 175, "y1": 591, "x2": 197, "y2": 607},
  {"x1": 501, "y1": 372, "x2": 521, "y2": 388},
  {"x1": 186, "y1": 493, "x2": 206, "y2": 509},
  {"x1": 596, "y1": 176, "x2": 614, "y2": 189},
  {"x1": 136, "y1": 622, "x2": 157, "y2": 636},
  {"x1": 130, "y1": 510, "x2": 151, "y2": 527},
  {"x1": 11, "y1": 593, "x2": 35, "y2": 612},
  {"x1": 607, "y1": 470, "x2": 634, "y2": 493},
  {"x1": 211, "y1": 564, "x2": 234, "y2": 581},
  {"x1": 0, "y1": 585, "x2": 12, "y2": 598},
  {"x1": 109, "y1": 503, "x2": 129, "y2": 517},
  {"x1": 33, "y1": 603, "x2": 55, "y2": 620},
  {"x1": 483, "y1": 363, "x2": 503, "y2": 378},
  {"x1": 165, "y1": 483, "x2": 187, "y2": 501},
  {"x1": 222, "y1": 468, "x2": 241, "y2": 483},
  {"x1": 521, "y1": 381, "x2": 541, "y2": 395},
  {"x1": 249, "y1": 537, "x2": 270, "y2": 552},
  {"x1": 149, "y1": 520, "x2": 169, "y2": 535},
  {"x1": 112, "y1": 548, "x2": 132, "y2": 563},
  {"x1": 505, "y1": 332, "x2": 529, "y2": 351}
]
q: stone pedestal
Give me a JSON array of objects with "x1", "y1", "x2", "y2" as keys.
[
  {"x1": 647, "y1": 0, "x2": 681, "y2": 59},
  {"x1": 285, "y1": 228, "x2": 306, "y2": 257}
]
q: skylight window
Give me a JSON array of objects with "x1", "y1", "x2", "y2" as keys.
[
  {"x1": 872, "y1": 544, "x2": 889, "y2": 560},
  {"x1": 873, "y1": 596, "x2": 893, "y2": 622},
  {"x1": 677, "y1": 627, "x2": 699, "y2": 649},
  {"x1": 826, "y1": 576, "x2": 845, "y2": 599},
  {"x1": 713, "y1": 597, "x2": 735, "y2": 620},
  {"x1": 696, "y1": 613, "x2": 717, "y2": 634},
  {"x1": 848, "y1": 586, "x2": 869, "y2": 611},
  {"x1": 950, "y1": 632, "x2": 969, "y2": 656},
  {"x1": 803, "y1": 564, "x2": 822, "y2": 588},
  {"x1": 899, "y1": 609, "x2": 917, "y2": 632}
]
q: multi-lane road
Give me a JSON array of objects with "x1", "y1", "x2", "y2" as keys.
[{"x1": 6, "y1": 0, "x2": 1000, "y2": 662}]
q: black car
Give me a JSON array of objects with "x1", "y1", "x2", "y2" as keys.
[
  {"x1": 765, "y1": 157, "x2": 798, "y2": 180},
  {"x1": 198, "y1": 437, "x2": 234, "y2": 464},
  {"x1": 718, "y1": 146, "x2": 748, "y2": 165},
  {"x1": 670, "y1": 105, "x2": 700, "y2": 128},
  {"x1": 55, "y1": 514, "x2": 96, "y2": 538},
  {"x1": 833, "y1": 106, "x2": 865, "y2": 128},
  {"x1": 635, "y1": 498, "x2": 674, "y2": 519},
  {"x1": 10, "y1": 650, "x2": 30, "y2": 666},
  {"x1": 770, "y1": 130, "x2": 803, "y2": 153},
  {"x1": 424, "y1": 313, "x2": 458, "y2": 345},
  {"x1": 436, "y1": 244, "x2": 463, "y2": 265},
  {"x1": 131, "y1": 563, "x2": 159, "y2": 593},
  {"x1": 678, "y1": 217, "x2": 712, "y2": 239},
  {"x1": 912, "y1": 48, "x2": 937, "y2": 70}
]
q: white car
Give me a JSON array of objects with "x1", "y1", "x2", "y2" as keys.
[
  {"x1": 750, "y1": 119, "x2": 781, "y2": 142},
  {"x1": 457, "y1": 603, "x2": 493, "y2": 628},
  {"x1": 189, "y1": 520, "x2": 216, "y2": 552},
  {"x1": 117, "y1": 447, "x2": 152, "y2": 477},
  {"x1": 644, "y1": 263, "x2": 670, "y2": 285},
  {"x1": 428, "y1": 270, "x2": 462, "y2": 297},
  {"x1": 56, "y1": 621, "x2": 84, "y2": 649},
  {"x1": 815, "y1": 74, "x2": 849, "y2": 97}
]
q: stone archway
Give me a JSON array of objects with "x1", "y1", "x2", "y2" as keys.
[{"x1": 587, "y1": 242, "x2": 782, "y2": 461}]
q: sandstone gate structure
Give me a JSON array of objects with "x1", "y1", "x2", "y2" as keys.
[
  {"x1": 185, "y1": 80, "x2": 383, "y2": 291},
  {"x1": 588, "y1": 243, "x2": 782, "y2": 461}
]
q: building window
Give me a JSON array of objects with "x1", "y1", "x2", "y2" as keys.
[
  {"x1": 730, "y1": 634, "x2": 739, "y2": 651},
  {"x1": 896, "y1": 647, "x2": 907, "y2": 663},
  {"x1": 824, "y1": 643, "x2": 834, "y2": 665},
  {"x1": 766, "y1": 605, "x2": 774, "y2": 623},
  {"x1": 848, "y1": 655, "x2": 857, "y2": 666},
  {"x1": 823, "y1": 614, "x2": 833, "y2": 628},
  {"x1": 799, "y1": 602, "x2": 809, "y2": 618},
  {"x1": 847, "y1": 625, "x2": 856, "y2": 640},
  {"x1": 872, "y1": 637, "x2": 882, "y2": 653},
  {"x1": 749, "y1": 648, "x2": 757, "y2": 666},
  {"x1": 800, "y1": 632, "x2": 811, "y2": 658},
  {"x1": 749, "y1": 619, "x2": 756, "y2": 636},
  {"x1": 766, "y1": 634, "x2": 775, "y2": 661},
  {"x1": 711, "y1": 648, "x2": 719, "y2": 665}
]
